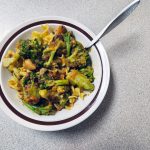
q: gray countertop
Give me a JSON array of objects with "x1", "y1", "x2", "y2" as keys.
[{"x1": 0, "y1": 0, "x2": 150, "y2": 150}]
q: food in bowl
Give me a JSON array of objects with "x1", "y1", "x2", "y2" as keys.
[{"x1": 2, "y1": 25, "x2": 95, "y2": 115}]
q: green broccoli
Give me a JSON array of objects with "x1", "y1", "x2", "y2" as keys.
[
  {"x1": 43, "y1": 39, "x2": 65, "y2": 67},
  {"x1": 24, "y1": 102, "x2": 53, "y2": 115},
  {"x1": 19, "y1": 39, "x2": 43, "y2": 66},
  {"x1": 19, "y1": 39, "x2": 41, "y2": 58},
  {"x1": 42, "y1": 80, "x2": 69, "y2": 87},
  {"x1": 28, "y1": 82, "x2": 40, "y2": 99},
  {"x1": 54, "y1": 80, "x2": 69, "y2": 86},
  {"x1": 63, "y1": 32, "x2": 71, "y2": 57},
  {"x1": 45, "y1": 80, "x2": 55, "y2": 87},
  {"x1": 22, "y1": 76, "x2": 30, "y2": 86},
  {"x1": 67, "y1": 44, "x2": 89, "y2": 68},
  {"x1": 44, "y1": 51, "x2": 56, "y2": 67},
  {"x1": 80, "y1": 66, "x2": 95, "y2": 82},
  {"x1": 67, "y1": 70, "x2": 94, "y2": 91},
  {"x1": 60, "y1": 98, "x2": 68, "y2": 107},
  {"x1": 19, "y1": 40, "x2": 30, "y2": 58}
]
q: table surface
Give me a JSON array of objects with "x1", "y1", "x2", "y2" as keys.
[{"x1": 0, "y1": 0, "x2": 150, "y2": 150}]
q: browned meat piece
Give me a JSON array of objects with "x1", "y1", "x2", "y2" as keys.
[
  {"x1": 49, "y1": 92, "x2": 59, "y2": 102},
  {"x1": 53, "y1": 34, "x2": 64, "y2": 41},
  {"x1": 25, "y1": 96, "x2": 40, "y2": 105},
  {"x1": 55, "y1": 25, "x2": 67, "y2": 35}
]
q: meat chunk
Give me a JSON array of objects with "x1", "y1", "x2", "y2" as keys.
[{"x1": 55, "y1": 25, "x2": 67, "y2": 35}]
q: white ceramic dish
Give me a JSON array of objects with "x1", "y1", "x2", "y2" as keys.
[{"x1": 0, "y1": 16, "x2": 110, "y2": 131}]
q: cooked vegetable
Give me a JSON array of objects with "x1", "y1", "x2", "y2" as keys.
[
  {"x1": 67, "y1": 70, "x2": 94, "y2": 91},
  {"x1": 3, "y1": 25, "x2": 95, "y2": 115},
  {"x1": 44, "y1": 51, "x2": 56, "y2": 67},
  {"x1": 43, "y1": 39, "x2": 65, "y2": 68},
  {"x1": 80, "y1": 66, "x2": 94, "y2": 82},
  {"x1": 54, "y1": 80, "x2": 69, "y2": 86},
  {"x1": 60, "y1": 97, "x2": 68, "y2": 107},
  {"x1": 63, "y1": 32, "x2": 71, "y2": 57},
  {"x1": 24, "y1": 102, "x2": 53, "y2": 115},
  {"x1": 67, "y1": 44, "x2": 89, "y2": 68},
  {"x1": 24, "y1": 83, "x2": 40, "y2": 105}
]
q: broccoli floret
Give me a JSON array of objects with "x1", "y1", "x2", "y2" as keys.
[
  {"x1": 30, "y1": 72, "x2": 37, "y2": 80},
  {"x1": 44, "y1": 51, "x2": 56, "y2": 67},
  {"x1": 43, "y1": 39, "x2": 65, "y2": 68},
  {"x1": 40, "y1": 80, "x2": 69, "y2": 88},
  {"x1": 39, "y1": 82, "x2": 47, "y2": 89},
  {"x1": 29, "y1": 38, "x2": 42, "y2": 49},
  {"x1": 19, "y1": 40, "x2": 30, "y2": 58},
  {"x1": 45, "y1": 80, "x2": 55, "y2": 88},
  {"x1": 54, "y1": 80, "x2": 69, "y2": 86},
  {"x1": 22, "y1": 76, "x2": 30, "y2": 86},
  {"x1": 63, "y1": 32, "x2": 71, "y2": 57},
  {"x1": 80, "y1": 66, "x2": 95, "y2": 82},
  {"x1": 19, "y1": 39, "x2": 43, "y2": 64},
  {"x1": 28, "y1": 83, "x2": 40, "y2": 99},
  {"x1": 67, "y1": 70, "x2": 94, "y2": 91},
  {"x1": 67, "y1": 44, "x2": 89, "y2": 68},
  {"x1": 60, "y1": 97, "x2": 68, "y2": 107},
  {"x1": 24, "y1": 102, "x2": 53, "y2": 115}
]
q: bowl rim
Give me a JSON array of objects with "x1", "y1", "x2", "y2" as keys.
[{"x1": 0, "y1": 16, "x2": 110, "y2": 131}]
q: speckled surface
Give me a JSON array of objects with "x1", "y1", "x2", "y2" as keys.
[{"x1": 0, "y1": 0, "x2": 150, "y2": 150}]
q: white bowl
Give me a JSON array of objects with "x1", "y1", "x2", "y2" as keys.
[{"x1": 0, "y1": 16, "x2": 110, "y2": 131}]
